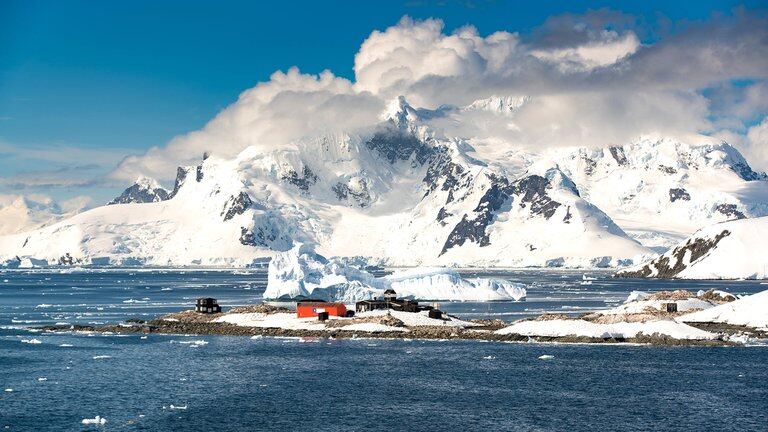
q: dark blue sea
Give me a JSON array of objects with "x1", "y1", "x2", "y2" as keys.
[{"x1": 1, "y1": 269, "x2": 767, "y2": 431}]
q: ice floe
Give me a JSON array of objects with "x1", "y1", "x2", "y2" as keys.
[{"x1": 81, "y1": 416, "x2": 107, "y2": 425}]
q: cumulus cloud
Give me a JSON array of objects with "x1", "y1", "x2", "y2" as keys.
[
  {"x1": 743, "y1": 119, "x2": 768, "y2": 171},
  {"x1": 113, "y1": 69, "x2": 384, "y2": 181},
  {"x1": 111, "y1": 10, "x2": 768, "y2": 180}
]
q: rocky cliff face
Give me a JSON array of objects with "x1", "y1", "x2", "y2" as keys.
[{"x1": 109, "y1": 177, "x2": 170, "y2": 205}]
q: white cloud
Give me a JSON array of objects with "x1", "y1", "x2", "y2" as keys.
[
  {"x1": 745, "y1": 118, "x2": 768, "y2": 171},
  {"x1": 110, "y1": 12, "x2": 768, "y2": 181},
  {"x1": 112, "y1": 68, "x2": 384, "y2": 181},
  {"x1": 530, "y1": 31, "x2": 640, "y2": 72}
]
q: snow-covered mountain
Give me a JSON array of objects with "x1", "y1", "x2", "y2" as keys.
[
  {"x1": 616, "y1": 216, "x2": 768, "y2": 280},
  {"x1": 1, "y1": 95, "x2": 765, "y2": 269},
  {"x1": 0, "y1": 195, "x2": 89, "y2": 236},
  {"x1": 108, "y1": 177, "x2": 170, "y2": 205},
  {"x1": 546, "y1": 139, "x2": 768, "y2": 251}
]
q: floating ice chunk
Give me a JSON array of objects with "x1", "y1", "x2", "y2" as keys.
[
  {"x1": 625, "y1": 291, "x2": 649, "y2": 303},
  {"x1": 92, "y1": 355, "x2": 111, "y2": 360},
  {"x1": 37, "y1": 377, "x2": 47, "y2": 382},
  {"x1": 264, "y1": 244, "x2": 526, "y2": 301},
  {"x1": 538, "y1": 355, "x2": 555, "y2": 360},
  {"x1": 81, "y1": 416, "x2": 107, "y2": 425},
  {"x1": 168, "y1": 404, "x2": 187, "y2": 410},
  {"x1": 482, "y1": 355, "x2": 496, "y2": 360},
  {"x1": 59, "y1": 344, "x2": 73, "y2": 347},
  {"x1": 21, "y1": 338, "x2": 42, "y2": 344},
  {"x1": 4, "y1": 388, "x2": 12, "y2": 392},
  {"x1": 172, "y1": 340, "x2": 208, "y2": 346}
]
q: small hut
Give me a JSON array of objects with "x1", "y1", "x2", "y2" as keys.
[
  {"x1": 296, "y1": 301, "x2": 347, "y2": 318},
  {"x1": 355, "y1": 299, "x2": 388, "y2": 313},
  {"x1": 195, "y1": 298, "x2": 221, "y2": 314},
  {"x1": 661, "y1": 302, "x2": 678, "y2": 313},
  {"x1": 383, "y1": 289, "x2": 398, "y2": 302}
]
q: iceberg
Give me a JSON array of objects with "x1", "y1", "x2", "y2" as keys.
[{"x1": 263, "y1": 244, "x2": 526, "y2": 302}]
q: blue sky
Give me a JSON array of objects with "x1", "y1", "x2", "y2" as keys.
[{"x1": 0, "y1": 0, "x2": 766, "y2": 204}]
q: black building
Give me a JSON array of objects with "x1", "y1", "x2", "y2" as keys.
[
  {"x1": 195, "y1": 297, "x2": 222, "y2": 314},
  {"x1": 355, "y1": 290, "x2": 437, "y2": 315},
  {"x1": 356, "y1": 299, "x2": 389, "y2": 313}
]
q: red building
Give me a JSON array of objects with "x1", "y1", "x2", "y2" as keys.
[{"x1": 296, "y1": 300, "x2": 347, "y2": 318}]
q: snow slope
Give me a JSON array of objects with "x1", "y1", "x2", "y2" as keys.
[
  {"x1": 679, "y1": 289, "x2": 768, "y2": 329},
  {"x1": 263, "y1": 243, "x2": 526, "y2": 301},
  {"x1": 495, "y1": 319, "x2": 717, "y2": 340},
  {"x1": 617, "y1": 217, "x2": 768, "y2": 279},
  {"x1": 547, "y1": 139, "x2": 768, "y2": 250},
  {"x1": 0, "y1": 195, "x2": 88, "y2": 236}
]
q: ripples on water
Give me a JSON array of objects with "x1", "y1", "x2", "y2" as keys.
[{"x1": 1, "y1": 269, "x2": 766, "y2": 431}]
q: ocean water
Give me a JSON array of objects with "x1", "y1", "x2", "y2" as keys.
[{"x1": 1, "y1": 269, "x2": 767, "y2": 431}]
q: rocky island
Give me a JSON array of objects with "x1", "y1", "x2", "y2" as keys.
[{"x1": 39, "y1": 287, "x2": 768, "y2": 347}]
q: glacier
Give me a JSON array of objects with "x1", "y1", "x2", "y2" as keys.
[{"x1": 263, "y1": 243, "x2": 527, "y2": 302}]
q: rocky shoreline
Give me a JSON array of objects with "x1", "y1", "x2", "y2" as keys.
[{"x1": 36, "y1": 307, "x2": 744, "y2": 347}]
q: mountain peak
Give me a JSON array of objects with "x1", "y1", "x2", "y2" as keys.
[
  {"x1": 109, "y1": 177, "x2": 170, "y2": 205},
  {"x1": 381, "y1": 95, "x2": 419, "y2": 127}
]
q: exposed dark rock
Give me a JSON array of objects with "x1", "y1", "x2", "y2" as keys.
[
  {"x1": 169, "y1": 167, "x2": 191, "y2": 199},
  {"x1": 196, "y1": 165, "x2": 204, "y2": 182},
  {"x1": 658, "y1": 165, "x2": 677, "y2": 174},
  {"x1": 332, "y1": 181, "x2": 371, "y2": 208},
  {"x1": 511, "y1": 175, "x2": 562, "y2": 218},
  {"x1": 731, "y1": 161, "x2": 767, "y2": 181},
  {"x1": 109, "y1": 182, "x2": 169, "y2": 205},
  {"x1": 563, "y1": 206, "x2": 572, "y2": 223},
  {"x1": 239, "y1": 224, "x2": 291, "y2": 249},
  {"x1": 422, "y1": 147, "x2": 470, "y2": 204},
  {"x1": 669, "y1": 188, "x2": 691, "y2": 202},
  {"x1": 609, "y1": 146, "x2": 628, "y2": 166},
  {"x1": 58, "y1": 253, "x2": 75, "y2": 265},
  {"x1": 441, "y1": 173, "x2": 563, "y2": 255},
  {"x1": 616, "y1": 230, "x2": 731, "y2": 278},
  {"x1": 222, "y1": 192, "x2": 253, "y2": 221},
  {"x1": 436, "y1": 207, "x2": 451, "y2": 223},
  {"x1": 282, "y1": 166, "x2": 318, "y2": 191},
  {"x1": 366, "y1": 127, "x2": 433, "y2": 166},
  {"x1": 582, "y1": 154, "x2": 597, "y2": 175},
  {"x1": 715, "y1": 204, "x2": 746, "y2": 220}
]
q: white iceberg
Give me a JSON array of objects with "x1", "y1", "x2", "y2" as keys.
[
  {"x1": 81, "y1": 416, "x2": 106, "y2": 425},
  {"x1": 263, "y1": 244, "x2": 526, "y2": 302}
]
